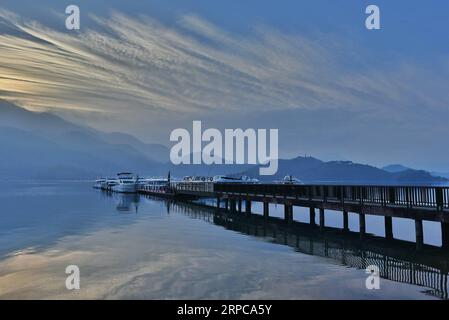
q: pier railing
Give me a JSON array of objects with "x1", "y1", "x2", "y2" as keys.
[
  {"x1": 213, "y1": 184, "x2": 449, "y2": 211},
  {"x1": 172, "y1": 182, "x2": 214, "y2": 193}
]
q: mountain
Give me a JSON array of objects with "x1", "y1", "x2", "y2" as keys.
[
  {"x1": 432, "y1": 172, "x2": 449, "y2": 179},
  {"x1": 392, "y1": 169, "x2": 444, "y2": 183},
  {"x1": 382, "y1": 164, "x2": 411, "y2": 173},
  {"x1": 97, "y1": 132, "x2": 168, "y2": 163},
  {"x1": 0, "y1": 100, "x2": 169, "y2": 163},
  {"x1": 1, "y1": 100, "x2": 446, "y2": 183},
  {"x1": 0, "y1": 100, "x2": 169, "y2": 179},
  {"x1": 236, "y1": 157, "x2": 447, "y2": 184}
]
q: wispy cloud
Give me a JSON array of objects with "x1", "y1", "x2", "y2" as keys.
[{"x1": 0, "y1": 8, "x2": 449, "y2": 146}]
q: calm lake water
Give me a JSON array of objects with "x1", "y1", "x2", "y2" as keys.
[{"x1": 0, "y1": 181, "x2": 447, "y2": 299}]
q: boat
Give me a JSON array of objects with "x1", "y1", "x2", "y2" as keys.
[
  {"x1": 213, "y1": 175, "x2": 259, "y2": 184},
  {"x1": 111, "y1": 172, "x2": 138, "y2": 193},
  {"x1": 103, "y1": 178, "x2": 119, "y2": 191},
  {"x1": 276, "y1": 175, "x2": 303, "y2": 185},
  {"x1": 183, "y1": 176, "x2": 214, "y2": 182},
  {"x1": 93, "y1": 177, "x2": 106, "y2": 189}
]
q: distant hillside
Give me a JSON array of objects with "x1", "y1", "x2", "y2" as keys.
[
  {"x1": 0, "y1": 100, "x2": 168, "y2": 179},
  {"x1": 382, "y1": 164, "x2": 410, "y2": 173},
  {"x1": 97, "y1": 131, "x2": 169, "y2": 163},
  {"x1": 432, "y1": 171, "x2": 449, "y2": 179},
  {"x1": 236, "y1": 157, "x2": 447, "y2": 184}
]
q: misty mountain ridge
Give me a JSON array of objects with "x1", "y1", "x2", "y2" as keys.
[
  {"x1": 432, "y1": 172, "x2": 449, "y2": 179},
  {"x1": 382, "y1": 164, "x2": 411, "y2": 173},
  {"x1": 0, "y1": 100, "x2": 169, "y2": 179},
  {"x1": 0, "y1": 100, "x2": 446, "y2": 184},
  {"x1": 235, "y1": 157, "x2": 447, "y2": 185}
]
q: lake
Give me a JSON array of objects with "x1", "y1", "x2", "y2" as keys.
[{"x1": 0, "y1": 181, "x2": 447, "y2": 299}]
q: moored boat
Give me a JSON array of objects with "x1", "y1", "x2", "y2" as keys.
[
  {"x1": 93, "y1": 177, "x2": 107, "y2": 189},
  {"x1": 213, "y1": 175, "x2": 259, "y2": 184},
  {"x1": 111, "y1": 172, "x2": 138, "y2": 193},
  {"x1": 103, "y1": 178, "x2": 119, "y2": 191},
  {"x1": 276, "y1": 175, "x2": 303, "y2": 185}
]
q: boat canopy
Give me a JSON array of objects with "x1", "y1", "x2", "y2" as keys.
[{"x1": 117, "y1": 172, "x2": 133, "y2": 176}]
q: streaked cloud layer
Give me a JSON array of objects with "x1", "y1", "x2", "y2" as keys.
[
  {"x1": 2, "y1": 10, "x2": 340, "y2": 115},
  {"x1": 2, "y1": 9, "x2": 447, "y2": 116}
]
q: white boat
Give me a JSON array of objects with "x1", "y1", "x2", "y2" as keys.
[
  {"x1": 241, "y1": 176, "x2": 260, "y2": 184},
  {"x1": 183, "y1": 176, "x2": 214, "y2": 182},
  {"x1": 276, "y1": 175, "x2": 303, "y2": 185},
  {"x1": 213, "y1": 175, "x2": 260, "y2": 184},
  {"x1": 103, "y1": 178, "x2": 119, "y2": 190},
  {"x1": 111, "y1": 172, "x2": 138, "y2": 193},
  {"x1": 93, "y1": 178, "x2": 106, "y2": 189}
]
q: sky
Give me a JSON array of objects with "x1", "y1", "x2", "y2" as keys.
[{"x1": 0, "y1": 1, "x2": 448, "y2": 171}]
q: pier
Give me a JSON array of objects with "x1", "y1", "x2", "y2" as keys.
[{"x1": 140, "y1": 182, "x2": 449, "y2": 249}]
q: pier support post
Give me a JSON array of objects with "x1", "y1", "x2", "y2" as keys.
[
  {"x1": 319, "y1": 208, "x2": 325, "y2": 230},
  {"x1": 224, "y1": 199, "x2": 229, "y2": 211},
  {"x1": 284, "y1": 204, "x2": 293, "y2": 223},
  {"x1": 245, "y1": 200, "x2": 251, "y2": 214},
  {"x1": 230, "y1": 199, "x2": 236, "y2": 213},
  {"x1": 216, "y1": 197, "x2": 220, "y2": 209},
  {"x1": 238, "y1": 198, "x2": 242, "y2": 212},
  {"x1": 385, "y1": 216, "x2": 393, "y2": 240},
  {"x1": 359, "y1": 213, "x2": 366, "y2": 238},
  {"x1": 343, "y1": 211, "x2": 349, "y2": 232},
  {"x1": 442, "y1": 223, "x2": 449, "y2": 249},
  {"x1": 310, "y1": 207, "x2": 316, "y2": 226},
  {"x1": 263, "y1": 202, "x2": 269, "y2": 218},
  {"x1": 415, "y1": 219, "x2": 424, "y2": 250}
]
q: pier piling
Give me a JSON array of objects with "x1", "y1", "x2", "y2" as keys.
[
  {"x1": 230, "y1": 199, "x2": 236, "y2": 213},
  {"x1": 442, "y1": 223, "x2": 449, "y2": 249},
  {"x1": 319, "y1": 208, "x2": 325, "y2": 230},
  {"x1": 385, "y1": 216, "x2": 393, "y2": 240},
  {"x1": 284, "y1": 204, "x2": 293, "y2": 223},
  {"x1": 310, "y1": 207, "x2": 316, "y2": 226},
  {"x1": 415, "y1": 219, "x2": 424, "y2": 249},
  {"x1": 246, "y1": 200, "x2": 251, "y2": 214},
  {"x1": 359, "y1": 213, "x2": 366, "y2": 238},
  {"x1": 343, "y1": 211, "x2": 349, "y2": 232},
  {"x1": 263, "y1": 201, "x2": 269, "y2": 218}
]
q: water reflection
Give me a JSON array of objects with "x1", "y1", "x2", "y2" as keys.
[
  {"x1": 111, "y1": 192, "x2": 140, "y2": 213},
  {"x1": 156, "y1": 198, "x2": 449, "y2": 299},
  {"x1": 0, "y1": 182, "x2": 446, "y2": 299}
]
